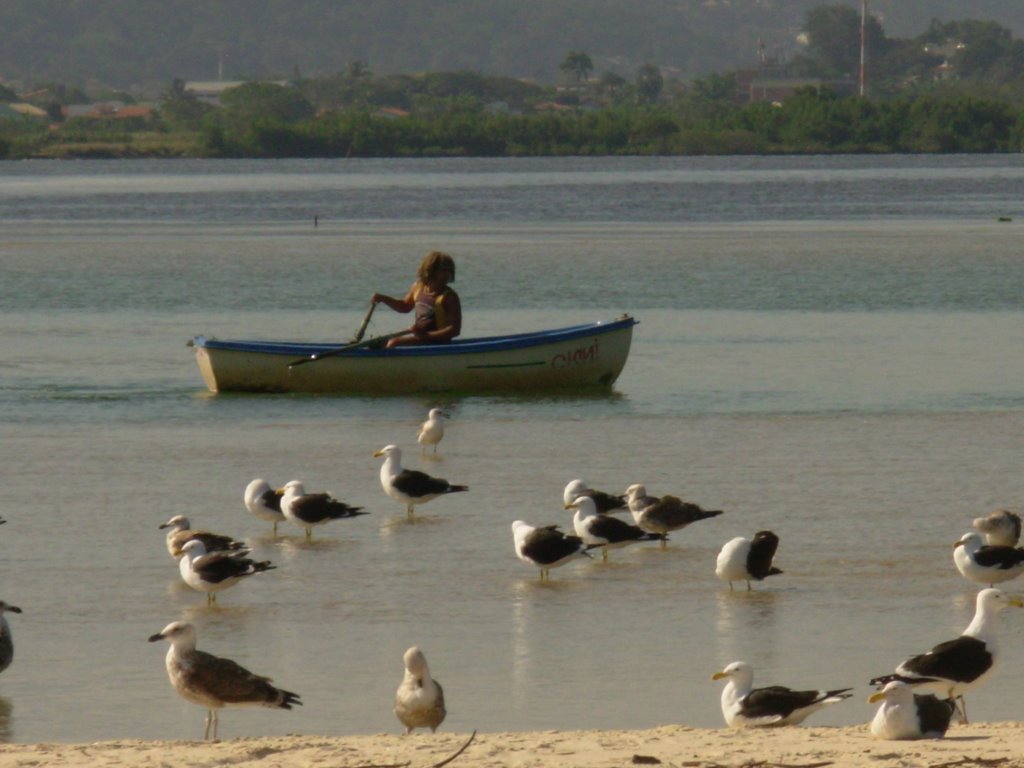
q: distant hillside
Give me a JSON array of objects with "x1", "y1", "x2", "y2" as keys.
[{"x1": 3, "y1": 0, "x2": 1024, "y2": 92}]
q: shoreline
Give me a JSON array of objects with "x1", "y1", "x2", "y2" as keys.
[{"x1": 2, "y1": 723, "x2": 1023, "y2": 767}]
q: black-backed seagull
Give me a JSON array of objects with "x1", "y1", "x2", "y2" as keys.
[
  {"x1": 625, "y1": 483, "x2": 723, "y2": 546},
  {"x1": 0, "y1": 601, "x2": 22, "y2": 674},
  {"x1": 159, "y1": 515, "x2": 247, "y2": 560},
  {"x1": 953, "y1": 531, "x2": 1024, "y2": 587},
  {"x1": 243, "y1": 479, "x2": 286, "y2": 536},
  {"x1": 869, "y1": 587, "x2": 1024, "y2": 722},
  {"x1": 148, "y1": 621, "x2": 301, "y2": 740},
  {"x1": 511, "y1": 520, "x2": 592, "y2": 581},
  {"x1": 374, "y1": 444, "x2": 468, "y2": 520},
  {"x1": 567, "y1": 495, "x2": 665, "y2": 560},
  {"x1": 563, "y1": 479, "x2": 627, "y2": 514},
  {"x1": 178, "y1": 539, "x2": 275, "y2": 605},
  {"x1": 394, "y1": 646, "x2": 447, "y2": 734},
  {"x1": 868, "y1": 680, "x2": 958, "y2": 740},
  {"x1": 712, "y1": 660, "x2": 852, "y2": 727},
  {"x1": 715, "y1": 530, "x2": 783, "y2": 590},
  {"x1": 417, "y1": 408, "x2": 449, "y2": 454},
  {"x1": 279, "y1": 479, "x2": 367, "y2": 540},
  {"x1": 972, "y1": 509, "x2": 1022, "y2": 547}
]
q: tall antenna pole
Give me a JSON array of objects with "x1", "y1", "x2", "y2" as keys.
[{"x1": 859, "y1": 0, "x2": 868, "y2": 97}]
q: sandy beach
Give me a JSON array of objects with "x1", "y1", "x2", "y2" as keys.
[{"x1": 2, "y1": 723, "x2": 1023, "y2": 768}]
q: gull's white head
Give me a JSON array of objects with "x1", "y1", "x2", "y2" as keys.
[
  {"x1": 625, "y1": 484, "x2": 647, "y2": 501},
  {"x1": 712, "y1": 660, "x2": 753, "y2": 687},
  {"x1": 565, "y1": 495, "x2": 598, "y2": 516},
  {"x1": 427, "y1": 408, "x2": 449, "y2": 420},
  {"x1": 563, "y1": 479, "x2": 588, "y2": 506},
  {"x1": 868, "y1": 679, "x2": 914, "y2": 705},
  {"x1": 179, "y1": 538, "x2": 209, "y2": 560},
  {"x1": 148, "y1": 620, "x2": 196, "y2": 648},
  {"x1": 403, "y1": 646, "x2": 430, "y2": 676},
  {"x1": 374, "y1": 444, "x2": 401, "y2": 460}
]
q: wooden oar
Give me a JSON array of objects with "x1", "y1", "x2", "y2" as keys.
[
  {"x1": 287, "y1": 330, "x2": 406, "y2": 368},
  {"x1": 351, "y1": 300, "x2": 377, "y2": 344}
]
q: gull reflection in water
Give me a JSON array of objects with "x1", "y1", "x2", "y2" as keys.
[
  {"x1": 714, "y1": 588, "x2": 780, "y2": 664},
  {"x1": 0, "y1": 696, "x2": 12, "y2": 742}
]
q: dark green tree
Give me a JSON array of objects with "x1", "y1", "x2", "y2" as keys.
[
  {"x1": 635, "y1": 63, "x2": 664, "y2": 104},
  {"x1": 560, "y1": 50, "x2": 594, "y2": 83},
  {"x1": 802, "y1": 4, "x2": 888, "y2": 78}
]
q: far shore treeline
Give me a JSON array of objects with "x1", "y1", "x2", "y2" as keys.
[{"x1": 3, "y1": 5, "x2": 1024, "y2": 158}]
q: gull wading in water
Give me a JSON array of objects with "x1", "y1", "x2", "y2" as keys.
[
  {"x1": 562, "y1": 479, "x2": 627, "y2": 514},
  {"x1": 149, "y1": 621, "x2": 301, "y2": 740},
  {"x1": 625, "y1": 483, "x2": 723, "y2": 546},
  {"x1": 159, "y1": 515, "x2": 247, "y2": 560},
  {"x1": 417, "y1": 408, "x2": 449, "y2": 454},
  {"x1": 178, "y1": 539, "x2": 275, "y2": 605},
  {"x1": 243, "y1": 478, "x2": 286, "y2": 536},
  {"x1": 566, "y1": 495, "x2": 665, "y2": 560},
  {"x1": 0, "y1": 601, "x2": 22, "y2": 674},
  {"x1": 712, "y1": 661, "x2": 852, "y2": 728},
  {"x1": 971, "y1": 509, "x2": 1022, "y2": 547},
  {"x1": 279, "y1": 479, "x2": 367, "y2": 540},
  {"x1": 374, "y1": 444, "x2": 468, "y2": 520},
  {"x1": 952, "y1": 531, "x2": 1024, "y2": 587},
  {"x1": 511, "y1": 520, "x2": 592, "y2": 581},
  {"x1": 394, "y1": 646, "x2": 447, "y2": 734},
  {"x1": 715, "y1": 530, "x2": 783, "y2": 591}
]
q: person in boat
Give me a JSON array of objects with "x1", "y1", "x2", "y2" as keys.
[{"x1": 371, "y1": 251, "x2": 462, "y2": 348}]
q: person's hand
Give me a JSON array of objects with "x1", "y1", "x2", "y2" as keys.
[{"x1": 371, "y1": 293, "x2": 383, "y2": 304}]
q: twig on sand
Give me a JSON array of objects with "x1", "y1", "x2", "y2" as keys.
[
  {"x1": 685, "y1": 762, "x2": 834, "y2": 768},
  {"x1": 930, "y1": 758, "x2": 1009, "y2": 768},
  {"x1": 431, "y1": 731, "x2": 476, "y2": 768}
]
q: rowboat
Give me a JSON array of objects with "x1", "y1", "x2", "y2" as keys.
[{"x1": 189, "y1": 315, "x2": 638, "y2": 394}]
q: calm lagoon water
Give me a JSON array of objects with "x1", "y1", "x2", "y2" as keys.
[{"x1": 0, "y1": 155, "x2": 1023, "y2": 743}]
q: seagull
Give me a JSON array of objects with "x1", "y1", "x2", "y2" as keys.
[
  {"x1": 869, "y1": 587, "x2": 1024, "y2": 723},
  {"x1": 374, "y1": 444, "x2": 468, "y2": 520},
  {"x1": 243, "y1": 479, "x2": 286, "y2": 536},
  {"x1": 279, "y1": 480, "x2": 367, "y2": 540},
  {"x1": 953, "y1": 531, "x2": 1024, "y2": 587},
  {"x1": 567, "y1": 495, "x2": 665, "y2": 560},
  {"x1": 715, "y1": 530, "x2": 783, "y2": 590},
  {"x1": 511, "y1": 520, "x2": 592, "y2": 581},
  {"x1": 625, "y1": 483, "x2": 723, "y2": 546},
  {"x1": 159, "y1": 515, "x2": 247, "y2": 560},
  {"x1": 972, "y1": 509, "x2": 1022, "y2": 547},
  {"x1": 417, "y1": 408, "x2": 449, "y2": 454},
  {"x1": 563, "y1": 479, "x2": 627, "y2": 514},
  {"x1": 178, "y1": 539, "x2": 275, "y2": 605},
  {"x1": 868, "y1": 680, "x2": 958, "y2": 740},
  {"x1": 148, "y1": 621, "x2": 301, "y2": 740},
  {"x1": 394, "y1": 646, "x2": 447, "y2": 734},
  {"x1": 0, "y1": 601, "x2": 22, "y2": 674},
  {"x1": 712, "y1": 661, "x2": 852, "y2": 728}
]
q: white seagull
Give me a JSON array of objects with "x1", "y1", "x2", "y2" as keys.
[
  {"x1": 178, "y1": 539, "x2": 275, "y2": 605},
  {"x1": 715, "y1": 530, "x2": 783, "y2": 590},
  {"x1": 417, "y1": 408, "x2": 449, "y2": 454},
  {"x1": 279, "y1": 479, "x2": 367, "y2": 540},
  {"x1": 972, "y1": 509, "x2": 1022, "y2": 547},
  {"x1": 512, "y1": 520, "x2": 592, "y2": 581},
  {"x1": 952, "y1": 531, "x2": 1024, "y2": 587},
  {"x1": 243, "y1": 479, "x2": 286, "y2": 536},
  {"x1": 567, "y1": 495, "x2": 665, "y2": 560},
  {"x1": 869, "y1": 587, "x2": 1024, "y2": 723},
  {"x1": 563, "y1": 479, "x2": 627, "y2": 514},
  {"x1": 159, "y1": 515, "x2": 247, "y2": 560},
  {"x1": 394, "y1": 646, "x2": 447, "y2": 734},
  {"x1": 868, "y1": 680, "x2": 958, "y2": 740},
  {"x1": 374, "y1": 444, "x2": 468, "y2": 520},
  {"x1": 712, "y1": 661, "x2": 852, "y2": 728},
  {"x1": 149, "y1": 621, "x2": 301, "y2": 740},
  {"x1": 0, "y1": 601, "x2": 22, "y2": 674},
  {"x1": 625, "y1": 483, "x2": 723, "y2": 546}
]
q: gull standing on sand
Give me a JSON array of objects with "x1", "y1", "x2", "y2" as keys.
[
  {"x1": 394, "y1": 646, "x2": 447, "y2": 734},
  {"x1": 417, "y1": 408, "x2": 449, "y2": 454},
  {"x1": 567, "y1": 495, "x2": 665, "y2": 560},
  {"x1": 279, "y1": 479, "x2": 367, "y2": 540},
  {"x1": 868, "y1": 680, "x2": 958, "y2": 740},
  {"x1": 374, "y1": 444, "x2": 468, "y2": 520},
  {"x1": 0, "y1": 601, "x2": 22, "y2": 674},
  {"x1": 512, "y1": 520, "x2": 591, "y2": 581},
  {"x1": 869, "y1": 587, "x2": 1023, "y2": 723},
  {"x1": 178, "y1": 539, "x2": 275, "y2": 605},
  {"x1": 562, "y1": 479, "x2": 627, "y2": 514},
  {"x1": 712, "y1": 661, "x2": 852, "y2": 727},
  {"x1": 972, "y1": 509, "x2": 1022, "y2": 547},
  {"x1": 243, "y1": 479, "x2": 286, "y2": 536},
  {"x1": 625, "y1": 483, "x2": 723, "y2": 546},
  {"x1": 149, "y1": 621, "x2": 301, "y2": 740},
  {"x1": 952, "y1": 531, "x2": 1024, "y2": 587},
  {"x1": 715, "y1": 530, "x2": 783, "y2": 590},
  {"x1": 159, "y1": 515, "x2": 247, "y2": 559}
]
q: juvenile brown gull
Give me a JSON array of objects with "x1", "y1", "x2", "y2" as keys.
[
  {"x1": 869, "y1": 587, "x2": 1024, "y2": 723},
  {"x1": 159, "y1": 515, "x2": 247, "y2": 560},
  {"x1": 148, "y1": 620, "x2": 300, "y2": 740},
  {"x1": 394, "y1": 646, "x2": 447, "y2": 734},
  {"x1": 178, "y1": 539, "x2": 275, "y2": 605},
  {"x1": 417, "y1": 408, "x2": 449, "y2": 454},
  {"x1": 566, "y1": 495, "x2": 664, "y2": 560},
  {"x1": 715, "y1": 530, "x2": 783, "y2": 590},
  {"x1": 243, "y1": 479, "x2": 286, "y2": 536},
  {"x1": 562, "y1": 479, "x2": 627, "y2": 514},
  {"x1": 952, "y1": 531, "x2": 1024, "y2": 587},
  {"x1": 511, "y1": 520, "x2": 592, "y2": 581},
  {"x1": 868, "y1": 680, "x2": 958, "y2": 740},
  {"x1": 279, "y1": 479, "x2": 367, "y2": 540},
  {"x1": 625, "y1": 483, "x2": 723, "y2": 546},
  {"x1": 972, "y1": 509, "x2": 1022, "y2": 547},
  {"x1": 374, "y1": 444, "x2": 468, "y2": 520},
  {"x1": 712, "y1": 660, "x2": 852, "y2": 728}
]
